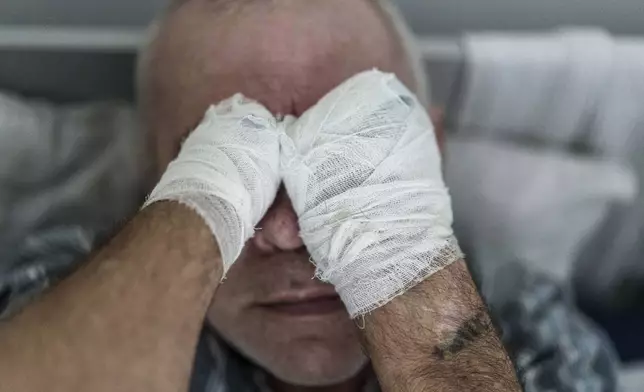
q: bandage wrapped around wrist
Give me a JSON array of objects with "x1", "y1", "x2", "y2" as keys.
[
  {"x1": 281, "y1": 70, "x2": 462, "y2": 317},
  {"x1": 143, "y1": 94, "x2": 280, "y2": 274}
]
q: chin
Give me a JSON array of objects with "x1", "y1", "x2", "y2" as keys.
[
  {"x1": 212, "y1": 313, "x2": 370, "y2": 387},
  {"x1": 261, "y1": 343, "x2": 370, "y2": 387}
]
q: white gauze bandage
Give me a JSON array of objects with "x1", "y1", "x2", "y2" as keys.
[
  {"x1": 281, "y1": 70, "x2": 462, "y2": 317},
  {"x1": 143, "y1": 94, "x2": 280, "y2": 273}
]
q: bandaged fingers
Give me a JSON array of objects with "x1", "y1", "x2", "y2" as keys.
[
  {"x1": 281, "y1": 70, "x2": 462, "y2": 317},
  {"x1": 143, "y1": 70, "x2": 461, "y2": 315},
  {"x1": 144, "y1": 94, "x2": 281, "y2": 273}
]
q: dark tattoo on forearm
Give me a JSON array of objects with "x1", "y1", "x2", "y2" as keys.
[{"x1": 433, "y1": 311, "x2": 492, "y2": 360}]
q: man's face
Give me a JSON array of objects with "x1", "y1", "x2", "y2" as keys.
[{"x1": 142, "y1": 0, "x2": 420, "y2": 386}]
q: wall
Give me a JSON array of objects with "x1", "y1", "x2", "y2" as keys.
[
  {"x1": 1, "y1": 0, "x2": 642, "y2": 34},
  {"x1": 399, "y1": 0, "x2": 644, "y2": 35},
  {"x1": 0, "y1": 0, "x2": 162, "y2": 26},
  {"x1": 0, "y1": 0, "x2": 642, "y2": 102}
]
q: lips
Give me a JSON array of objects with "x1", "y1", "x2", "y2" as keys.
[{"x1": 257, "y1": 287, "x2": 345, "y2": 316}]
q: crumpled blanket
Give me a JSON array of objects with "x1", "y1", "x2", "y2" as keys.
[{"x1": 0, "y1": 92, "x2": 146, "y2": 317}]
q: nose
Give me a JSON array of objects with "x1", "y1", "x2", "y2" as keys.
[{"x1": 252, "y1": 186, "x2": 305, "y2": 253}]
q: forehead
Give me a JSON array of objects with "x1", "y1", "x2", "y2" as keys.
[{"x1": 141, "y1": 0, "x2": 415, "y2": 161}]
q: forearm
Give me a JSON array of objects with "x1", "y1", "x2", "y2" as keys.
[
  {"x1": 362, "y1": 260, "x2": 522, "y2": 392},
  {"x1": 0, "y1": 202, "x2": 222, "y2": 392}
]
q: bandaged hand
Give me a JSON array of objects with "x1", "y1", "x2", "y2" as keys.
[
  {"x1": 281, "y1": 70, "x2": 462, "y2": 317},
  {"x1": 143, "y1": 95, "x2": 280, "y2": 274}
]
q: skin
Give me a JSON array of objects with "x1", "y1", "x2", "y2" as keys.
[
  {"x1": 139, "y1": 0, "x2": 416, "y2": 174},
  {"x1": 0, "y1": 202, "x2": 222, "y2": 392},
  {"x1": 0, "y1": 0, "x2": 521, "y2": 391},
  {"x1": 364, "y1": 262, "x2": 521, "y2": 391}
]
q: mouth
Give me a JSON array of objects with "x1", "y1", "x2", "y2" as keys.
[{"x1": 257, "y1": 288, "x2": 345, "y2": 316}]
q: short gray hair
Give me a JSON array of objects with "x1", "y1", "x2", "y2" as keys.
[{"x1": 375, "y1": 0, "x2": 429, "y2": 105}]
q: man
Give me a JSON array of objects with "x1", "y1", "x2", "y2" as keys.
[{"x1": 0, "y1": 0, "x2": 616, "y2": 391}]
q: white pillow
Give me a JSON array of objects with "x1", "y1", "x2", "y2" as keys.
[{"x1": 444, "y1": 137, "x2": 636, "y2": 282}]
